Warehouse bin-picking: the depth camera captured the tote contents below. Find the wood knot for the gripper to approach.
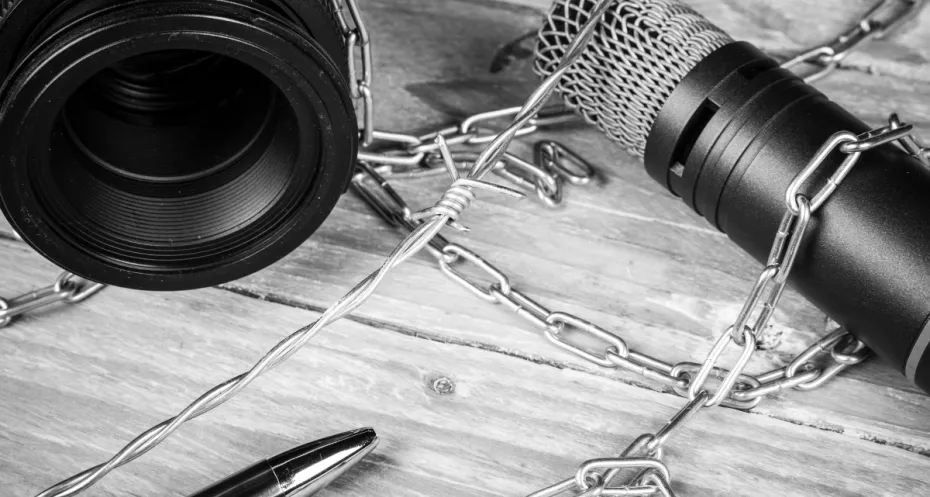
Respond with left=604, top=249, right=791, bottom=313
left=428, top=375, right=456, bottom=396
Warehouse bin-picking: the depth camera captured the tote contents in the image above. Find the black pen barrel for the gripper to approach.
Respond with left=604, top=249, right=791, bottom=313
left=186, top=428, right=379, bottom=497
left=187, top=460, right=279, bottom=497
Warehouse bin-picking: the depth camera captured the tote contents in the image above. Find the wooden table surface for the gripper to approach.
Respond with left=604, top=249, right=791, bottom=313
left=3, top=0, right=930, bottom=495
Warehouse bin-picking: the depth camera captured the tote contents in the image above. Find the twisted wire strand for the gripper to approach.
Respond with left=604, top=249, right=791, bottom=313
left=410, top=178, right=503, bottom=232
left=534, top=0, right=732, bottom=157
left=412, top=179, right=478, bottom=221
left=36, top=220, right=447, bottom=497
left=35, top=2, right=614, bottom=495
left=0, top=0, right=16, bottom=21
left=471, top=0, right=613, bottom=180
left=411, top=142, right=526, bottom=232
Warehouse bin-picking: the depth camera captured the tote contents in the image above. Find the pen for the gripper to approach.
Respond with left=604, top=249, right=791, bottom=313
left=188, top=428, right=379, bottom=497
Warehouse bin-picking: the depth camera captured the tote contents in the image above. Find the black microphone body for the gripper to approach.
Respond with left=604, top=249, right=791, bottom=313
left=645, top=42, right=930, bottom=392
left=534, top=1, right=930, bottom=393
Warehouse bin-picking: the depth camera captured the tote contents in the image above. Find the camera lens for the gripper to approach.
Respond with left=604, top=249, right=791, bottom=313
left=64, top=50, right=275, bottom=184
left=0, top=0, right=358, bottom=291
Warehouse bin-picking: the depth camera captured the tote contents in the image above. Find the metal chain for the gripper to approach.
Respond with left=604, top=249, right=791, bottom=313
left=33, top=3, right=617, bottom=496
left=353, top=114, right=920, bottom=415
left=890, top=112, right=930, bottom=166
left=350, top=2, right=929, bottom=495
left=2, top=230, right=106, bottom=328
left=22, top=0, right=930, bottom=496
left=530, top=1, right=927, bottom=493
left=781, top=0, right=925, bottom=83
left=330, top=0, right=591, bottom=207
left=358, top=105, right=591, bottom=207
left=354, top=114, right=925, bottom=497
left=330, top=0, right=375, bottom=146
left=0, top=270, right=105, bottom=328
left=0, top=0, right=586, bottom=333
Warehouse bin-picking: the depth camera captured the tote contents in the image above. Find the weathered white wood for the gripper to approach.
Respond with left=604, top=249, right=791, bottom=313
left=227, top=0, right=930, bottom=456
left=504, top=0, right=930, bottom=82
left=1, top=0, right=929, bottom=495
left=1, top=239, right=929, bottom=496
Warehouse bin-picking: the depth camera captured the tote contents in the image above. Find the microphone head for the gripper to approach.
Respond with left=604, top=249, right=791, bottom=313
left=534, top=0, right=732, bottom=157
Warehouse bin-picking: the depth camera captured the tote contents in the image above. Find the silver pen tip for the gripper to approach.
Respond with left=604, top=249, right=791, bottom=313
left=271, top=428, right=379, bottom=496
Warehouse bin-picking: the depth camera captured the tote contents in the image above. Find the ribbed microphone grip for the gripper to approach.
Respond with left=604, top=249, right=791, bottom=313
left=533, top=0, right=930, bottom=393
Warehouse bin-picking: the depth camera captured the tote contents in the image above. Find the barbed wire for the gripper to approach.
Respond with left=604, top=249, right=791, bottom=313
left=32, top=1, right=616, bottom=496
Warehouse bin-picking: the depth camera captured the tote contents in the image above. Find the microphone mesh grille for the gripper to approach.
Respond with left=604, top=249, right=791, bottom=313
left=534, top=0, right=732, bottom=157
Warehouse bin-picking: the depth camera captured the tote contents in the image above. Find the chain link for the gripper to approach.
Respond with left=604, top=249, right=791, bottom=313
left=536, top=140, right=597, bottom=186
left=517, top=3, right=929, bottom=492
left=527, top=394, right=705, bottom=497
left=354, top=99, right=930, bottom=410
left=3, top=229, right=105, bottom=328
left=331, top=0, right=375, bottom=146
left=0, top=0, right=371, bottom=335
left=17, top=0, right=930, bottom=496
left=352, top=109, right=926, bottom=497
left=0, top=270, right=105, bottom=328
left=350, top=1, right=930, bottom=485
left=328, top=0, right=593, bottom=204
left=890, top=113, right=930, bottom=166
left=356, top=105, right=591, bottom=207
left=358, top=112, right=924, bottom=496
left=354, top=119, right=905, bottom=411
left=34, top=6, right=618, bottom=494
left=332, top=0, right=589, bottom=206
left=781, top=0, right=925, bottom=83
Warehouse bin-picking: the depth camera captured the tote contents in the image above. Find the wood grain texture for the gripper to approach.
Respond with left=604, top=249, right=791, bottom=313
left=509, top=0, right=930, bottom=83
left=2, top=239, right=930, bottom=497
left=2, top=0, right=930, bottom=496
left=224, top=0, right=930, bottom=454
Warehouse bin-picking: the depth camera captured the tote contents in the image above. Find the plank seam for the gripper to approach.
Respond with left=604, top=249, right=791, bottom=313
left=458, top=0, right=930, bottom=85
left=218, top=282, right=930, bottom=459
left=764, top=47, right=930, bottom=83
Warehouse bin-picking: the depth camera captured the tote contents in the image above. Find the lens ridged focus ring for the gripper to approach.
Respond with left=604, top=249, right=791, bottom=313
left=0, top=0, right=357, bottom=291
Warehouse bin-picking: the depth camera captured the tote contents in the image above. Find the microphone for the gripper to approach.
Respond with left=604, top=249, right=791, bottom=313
left=534, top=0, right=930, bottom=393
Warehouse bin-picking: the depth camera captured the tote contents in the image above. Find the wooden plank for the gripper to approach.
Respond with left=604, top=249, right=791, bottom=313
left=1, top=1, right=928, bottom=495
left=0, top=0, right=926, bottom=465
left=1, top=239, right=929, bottom=497
left=6, top=1, right=929, bottom=236
left=501, top=0, right=930, bottom=83
left=202, top=0, right=930, bottom=458
left=2, top=0, right=928, bottom=234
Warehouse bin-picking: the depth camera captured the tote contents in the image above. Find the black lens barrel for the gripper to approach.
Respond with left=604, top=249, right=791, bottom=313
left=0, top=0, right=358, bottom=291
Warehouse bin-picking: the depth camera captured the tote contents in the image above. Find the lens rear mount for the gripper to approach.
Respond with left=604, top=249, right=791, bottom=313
left=0, top=0, right=358, bottom=291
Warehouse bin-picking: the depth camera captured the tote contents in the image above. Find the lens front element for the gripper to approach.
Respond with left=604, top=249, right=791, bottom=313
left=0, top=0, right=358, bottom=291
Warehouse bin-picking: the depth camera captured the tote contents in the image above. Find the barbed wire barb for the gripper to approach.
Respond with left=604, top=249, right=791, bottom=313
left=34, top=2, right=616, bottom=495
